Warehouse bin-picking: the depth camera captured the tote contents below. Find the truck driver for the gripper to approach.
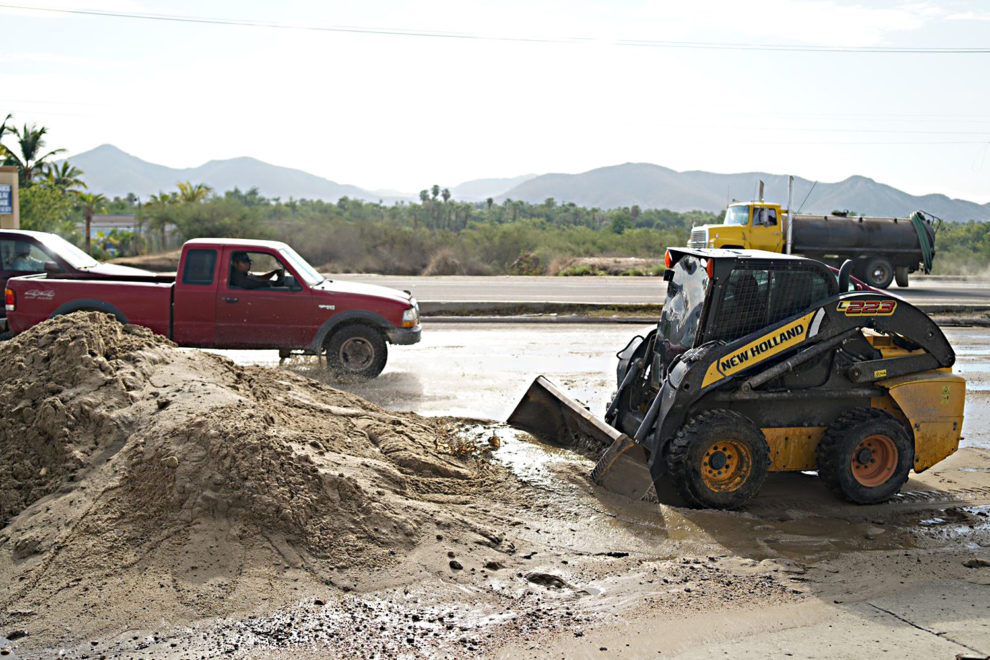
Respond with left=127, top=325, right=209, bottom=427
left=229, top=251, right=283, bottom=289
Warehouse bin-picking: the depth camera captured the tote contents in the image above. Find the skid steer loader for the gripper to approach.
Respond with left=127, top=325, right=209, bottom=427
left=508, top=248, right=965, bottom=509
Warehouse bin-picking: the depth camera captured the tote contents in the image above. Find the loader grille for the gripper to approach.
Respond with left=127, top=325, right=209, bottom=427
left=688, top=227, right=708, bottom=248
left=710, top=266, right=831, bottom=344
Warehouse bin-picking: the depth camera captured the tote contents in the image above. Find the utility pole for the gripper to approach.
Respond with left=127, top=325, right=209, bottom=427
left=786, top=175, right=794, bottom=254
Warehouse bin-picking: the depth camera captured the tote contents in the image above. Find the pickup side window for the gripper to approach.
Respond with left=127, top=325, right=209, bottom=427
left=182, top=249, right=218, bottom=285
left=0, top=239, right=51, bottom=272
left=228, top=250, right=298, bottom=291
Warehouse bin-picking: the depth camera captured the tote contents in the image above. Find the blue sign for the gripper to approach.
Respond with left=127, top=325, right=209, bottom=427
left=0, top=185, right=11, bottom=215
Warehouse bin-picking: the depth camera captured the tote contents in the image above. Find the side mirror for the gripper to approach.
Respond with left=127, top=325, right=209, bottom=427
left=44, top=261, right=62, bottom=274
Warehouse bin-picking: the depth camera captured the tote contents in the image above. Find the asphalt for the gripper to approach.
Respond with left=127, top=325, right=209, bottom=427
left=341, top=274, right=990, bottom=323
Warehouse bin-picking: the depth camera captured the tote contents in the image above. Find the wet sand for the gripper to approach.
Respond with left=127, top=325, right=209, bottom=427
left=2, top=322, right=989, bottom=658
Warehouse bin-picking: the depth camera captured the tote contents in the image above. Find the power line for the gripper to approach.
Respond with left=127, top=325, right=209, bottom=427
left=1, top=4, right=989, bottom=53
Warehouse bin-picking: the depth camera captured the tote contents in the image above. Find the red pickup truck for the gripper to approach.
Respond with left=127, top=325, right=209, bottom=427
left=5, top=238, right=420, bottom=378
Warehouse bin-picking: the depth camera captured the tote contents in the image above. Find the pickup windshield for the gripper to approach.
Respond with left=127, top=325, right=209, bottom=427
left=278, top=247, right=324, bottom=286
left=40, top=234, right=99, bottom=269
left=724, top=205, right=750, bottom=226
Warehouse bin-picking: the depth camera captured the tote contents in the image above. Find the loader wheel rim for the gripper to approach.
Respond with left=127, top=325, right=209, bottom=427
left=701, top=439, right=752, bottom=493
left=338, top=337, right=374, bottom=371
left=851, top=434, right=897, bottom=487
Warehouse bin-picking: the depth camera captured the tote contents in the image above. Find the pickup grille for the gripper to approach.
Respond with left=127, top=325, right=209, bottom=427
left=688, top=227, right=708, bottom=248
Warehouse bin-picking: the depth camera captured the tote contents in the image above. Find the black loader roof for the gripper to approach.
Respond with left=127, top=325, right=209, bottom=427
left=667, top=247, right=813, bottom=268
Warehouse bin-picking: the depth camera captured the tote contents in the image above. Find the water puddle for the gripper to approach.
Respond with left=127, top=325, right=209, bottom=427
left=910, top=504, right=990, bottom=549
left=456, top=424, right=591, bottom=491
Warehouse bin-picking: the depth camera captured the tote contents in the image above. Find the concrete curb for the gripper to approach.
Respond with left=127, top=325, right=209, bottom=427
left=419, top=301, right=990, bottom=325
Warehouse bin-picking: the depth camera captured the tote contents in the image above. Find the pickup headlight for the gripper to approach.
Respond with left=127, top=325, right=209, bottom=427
left=401, top=305, right=419, bottom=328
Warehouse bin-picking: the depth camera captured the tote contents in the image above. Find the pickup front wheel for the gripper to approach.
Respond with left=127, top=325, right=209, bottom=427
left=325, top=324, right=388, bottom=379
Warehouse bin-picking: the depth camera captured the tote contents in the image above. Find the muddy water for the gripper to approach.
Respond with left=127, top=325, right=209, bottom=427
left=203, top=323, right=990, bottom=449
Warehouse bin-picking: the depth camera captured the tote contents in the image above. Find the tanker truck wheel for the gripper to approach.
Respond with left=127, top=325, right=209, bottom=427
left=894, top=266, right=910, bottom=287
left=863, top=257, right=894, bottom=289
left=665, top=409, right=770, bottom=509
left=816, top=408, right=913, bottom=504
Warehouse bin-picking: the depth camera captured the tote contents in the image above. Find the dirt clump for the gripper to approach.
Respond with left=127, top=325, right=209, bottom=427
left=0, top=312, right=510, bottom=646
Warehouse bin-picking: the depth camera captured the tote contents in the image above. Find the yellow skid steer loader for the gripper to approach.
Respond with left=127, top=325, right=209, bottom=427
left=509, top=249, right=965, bottom=509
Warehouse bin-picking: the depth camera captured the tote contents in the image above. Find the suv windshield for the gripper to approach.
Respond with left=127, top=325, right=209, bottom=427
left=39, top=233, right=99, bottom=269
left=724, top=205, right=750, bottom=226
left=658, top=256, right=709, bottom=355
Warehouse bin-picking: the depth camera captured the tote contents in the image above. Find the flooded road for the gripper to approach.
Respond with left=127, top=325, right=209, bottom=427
left=205, top=323, right=990, bottom=449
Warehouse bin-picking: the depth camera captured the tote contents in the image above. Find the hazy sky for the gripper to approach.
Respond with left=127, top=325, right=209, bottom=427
left=1, top=0, right=988, bottom=202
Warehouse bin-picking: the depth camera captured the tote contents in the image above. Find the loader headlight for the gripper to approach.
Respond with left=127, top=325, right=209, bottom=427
left=401, top=306, right=419, bottom=328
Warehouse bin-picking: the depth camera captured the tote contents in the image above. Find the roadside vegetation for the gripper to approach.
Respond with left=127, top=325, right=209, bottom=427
left=2, top=114, right=988, bottom=275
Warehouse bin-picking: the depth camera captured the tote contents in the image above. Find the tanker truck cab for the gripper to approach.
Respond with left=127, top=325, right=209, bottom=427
left=690, top=202, right=784, bottom=252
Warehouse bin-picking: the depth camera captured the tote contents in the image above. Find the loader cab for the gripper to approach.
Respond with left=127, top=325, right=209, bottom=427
left=657, top=249, right=837, bottom=377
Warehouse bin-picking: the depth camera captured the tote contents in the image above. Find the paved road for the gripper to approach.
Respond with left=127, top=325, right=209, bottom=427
left=342, top=274, right=990, bottom=308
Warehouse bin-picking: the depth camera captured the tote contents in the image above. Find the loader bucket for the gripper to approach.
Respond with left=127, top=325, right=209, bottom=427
left=508, top=376, right=658, bottom=501
left=590, top=435, right=658, bottom=502
left=507, top=376, right=623, bottom=454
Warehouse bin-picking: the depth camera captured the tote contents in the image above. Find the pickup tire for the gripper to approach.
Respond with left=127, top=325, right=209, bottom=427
left=325, top=324, right=388, bottom=379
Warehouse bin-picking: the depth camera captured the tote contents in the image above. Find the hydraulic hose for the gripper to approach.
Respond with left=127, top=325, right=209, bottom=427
left=910, top=211, right=937, bottom=274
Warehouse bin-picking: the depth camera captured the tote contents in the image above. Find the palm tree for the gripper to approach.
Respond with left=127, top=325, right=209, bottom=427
left=43, top=161, right=87, bottom=193
left=0, top=113, right=13, bottom=162
left=142, top=192, right=177, bottom=249
left=5, top=122, right=65, bottom=186
left=176, top=181, right=211, bottom=203
left=77, top=192, right=107, bottom=253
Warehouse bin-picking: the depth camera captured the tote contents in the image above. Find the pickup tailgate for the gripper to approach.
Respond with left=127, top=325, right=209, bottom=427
left=6, top=275, right=173, bottom=336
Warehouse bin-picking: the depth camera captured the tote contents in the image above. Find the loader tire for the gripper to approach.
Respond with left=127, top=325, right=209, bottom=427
left=894, top=266, right=910, bottom=288
left=665, top=409, right=770, bottom=510
left=816, top=408, right=913, bottom=505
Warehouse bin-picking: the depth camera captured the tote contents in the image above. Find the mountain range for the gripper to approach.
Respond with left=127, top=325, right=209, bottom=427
left=64, top=145, right=989, bottom=222
left=498, top=164, right=990, bottom=222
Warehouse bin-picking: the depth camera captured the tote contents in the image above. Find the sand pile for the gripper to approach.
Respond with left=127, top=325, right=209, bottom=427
left=0, top=313, right=509, bottom=636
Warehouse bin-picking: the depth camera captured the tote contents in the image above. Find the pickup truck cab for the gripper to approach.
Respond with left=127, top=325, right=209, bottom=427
left=5, top=238, right=420, bottom=378
left=0, top=229, right=152, bottom=329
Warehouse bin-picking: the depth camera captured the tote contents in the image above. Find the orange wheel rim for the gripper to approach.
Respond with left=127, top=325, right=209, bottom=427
left=851, top=434, right=897, bottom=487
left=701, top=439, right=752, bottom=493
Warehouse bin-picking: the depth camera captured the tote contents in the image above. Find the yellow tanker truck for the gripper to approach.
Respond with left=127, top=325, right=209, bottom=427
left=688, top=201, right=939, bottom=289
